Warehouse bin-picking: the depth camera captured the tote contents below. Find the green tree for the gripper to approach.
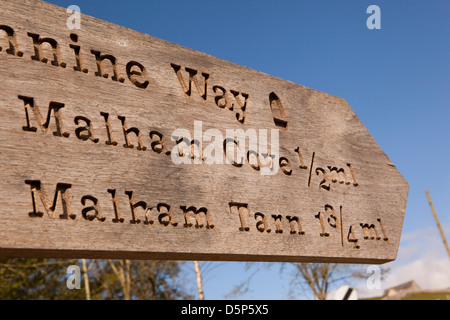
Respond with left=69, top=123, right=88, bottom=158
left=102, top=260, right=192, bottom=300
left=0, top=259, right=89, bottom=300
left=0, top=258, right=192, bottom=300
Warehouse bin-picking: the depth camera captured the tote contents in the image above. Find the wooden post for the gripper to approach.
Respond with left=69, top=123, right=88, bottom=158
left=81, top=259, right=91, bottom=300
left=194, top=261, right=205, bottom=300
left=425, top=190, right=450, bottom=260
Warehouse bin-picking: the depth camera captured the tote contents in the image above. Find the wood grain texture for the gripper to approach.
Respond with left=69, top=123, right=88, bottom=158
left=0, top=0, right=409, bottom=263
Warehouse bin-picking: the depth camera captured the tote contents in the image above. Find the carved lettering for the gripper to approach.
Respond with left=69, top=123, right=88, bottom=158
left=377, top=219, right=389, bottom=241
left=328, top=166, right=350, bottom=185
left=229, top=203, right=250, bottom=232
left=315, top=164, right=358, bottom=191
left=315, top=211, right=329, bottom=237
left=213, top=85, right=228, bottom=109
left=0, top=25, right=154, bottom=89
left=91, top=50, right=124, bottom=82
left=254, top=213, right=271, bottom=233
left=125, top=191, right=148, bottom=224
left=325, top=205, right=338, bottom=228
left=182, top=206, right=214, bottom=230
left=360, top=219, right=388, bottom=241
left=69, top=33, right=88, bottom=73
left=271, top=215, right=284, bottom=234
left=224, top=129, right=257, bottom=167
left=108, top=189, right=125, bottom=223
left=279, top=157, right=293, bottom=176
left=171, top=64, right=209, bottom=101
left=174, top=136, right=191, bottom=159
left=157, top=203, right=178, bottom=227
left=100, top=112, right=118, bottom=146
left=25, top=180, right=74, bottom=220
left=28, top=32, right=66, bottom=67
left=81, top=195, right=105, bottom=222
left=223, top=138, right=244, bottom=168
left=347, top=225, right=360, bottom=249
left=74, top=116, right=99, bottom=143
left=22, top=176, right=390, bottom=256
left=126, top=61, right=149, bottom=89
left=315, top=167, right=331, bottom=191
left=269, top=92, right=287, bottom=128
left=294, top=146, right=308, bottom=170
left=16, top=94, right=363, bottom=190
left=202, top=128, right=224, bottom=165
left=171, top=64, right=249, bottom=123
left=19, top=96, right=70, bottom=138
left=0, top=25, right=23, bottom=56
left=360, top=223, right=380, bottom=240
left=118, top=116, right=147, bottom=151
left=315, top=205, right=339, bottom=238
left=307, top=152, right=316, bottom=187
left=25, top=180, right=220, bottom=233
left=190, top=139, right=203, bottom=163
left=347, top=163, right=359, bottom=186
left=149, top=131, right=171, bottom=155
left=230, top=90, right=249, bottom=124
left=286, top=216, right=305, bottom=235
left=247, top=150, right=260, bottom=171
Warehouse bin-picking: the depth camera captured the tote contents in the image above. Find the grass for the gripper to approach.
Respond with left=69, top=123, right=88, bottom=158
left=401, top=292, right=450, bottom=300
left=360, top=291, right=450, bottom=300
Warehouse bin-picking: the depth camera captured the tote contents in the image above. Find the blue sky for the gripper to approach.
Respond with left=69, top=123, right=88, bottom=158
left=44, top=0, right=450, bottom=299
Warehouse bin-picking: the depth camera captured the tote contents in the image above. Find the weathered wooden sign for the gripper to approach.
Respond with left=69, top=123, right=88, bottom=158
left=0, top=0, right=408, bottom=263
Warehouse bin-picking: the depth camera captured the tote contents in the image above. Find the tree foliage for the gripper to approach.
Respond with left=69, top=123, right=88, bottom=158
left=0, top=258, right=192, bottom=300
left=290, top=263, right=390, bottom=300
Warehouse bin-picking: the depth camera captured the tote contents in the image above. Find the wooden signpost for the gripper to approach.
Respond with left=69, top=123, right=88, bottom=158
left=0, top=0, right=408, bottom=263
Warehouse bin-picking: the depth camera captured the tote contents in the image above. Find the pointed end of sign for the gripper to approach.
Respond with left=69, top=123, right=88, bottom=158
left=387, top=162, right=396, bottom=167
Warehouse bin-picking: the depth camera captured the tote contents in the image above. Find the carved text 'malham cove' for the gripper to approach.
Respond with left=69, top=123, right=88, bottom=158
left=18, top=94, right=359, bottom=188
